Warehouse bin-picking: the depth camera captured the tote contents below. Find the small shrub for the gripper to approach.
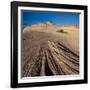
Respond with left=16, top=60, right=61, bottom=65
left=60, top=29, right=64, bottom=33
left=57, top=29, right=64, bottom=33
left=57, top=29, right=67, bottom=34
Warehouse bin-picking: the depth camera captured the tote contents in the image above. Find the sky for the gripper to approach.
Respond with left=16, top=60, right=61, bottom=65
left=22, top=10, right=80, bottom=28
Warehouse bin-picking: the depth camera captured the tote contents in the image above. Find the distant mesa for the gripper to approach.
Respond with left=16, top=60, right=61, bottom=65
left=23, top=22, right=79, bottom=32
left=23, top=22, right=55, bottom=32
left=31, top=22, right=54, bottom=28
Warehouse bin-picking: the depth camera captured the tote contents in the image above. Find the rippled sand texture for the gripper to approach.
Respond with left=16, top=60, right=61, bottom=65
left=21, top=24, right=79, bottom=77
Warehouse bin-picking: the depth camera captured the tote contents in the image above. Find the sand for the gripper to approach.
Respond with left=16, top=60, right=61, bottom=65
left=21, top=24, right=79, bottom=77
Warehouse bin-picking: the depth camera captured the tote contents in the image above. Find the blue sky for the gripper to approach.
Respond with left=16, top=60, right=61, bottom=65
left=22, top=10, right=80, bottom=28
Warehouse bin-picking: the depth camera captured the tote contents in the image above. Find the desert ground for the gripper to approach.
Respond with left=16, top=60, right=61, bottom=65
left=21, top=22, right=79, bottom=77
